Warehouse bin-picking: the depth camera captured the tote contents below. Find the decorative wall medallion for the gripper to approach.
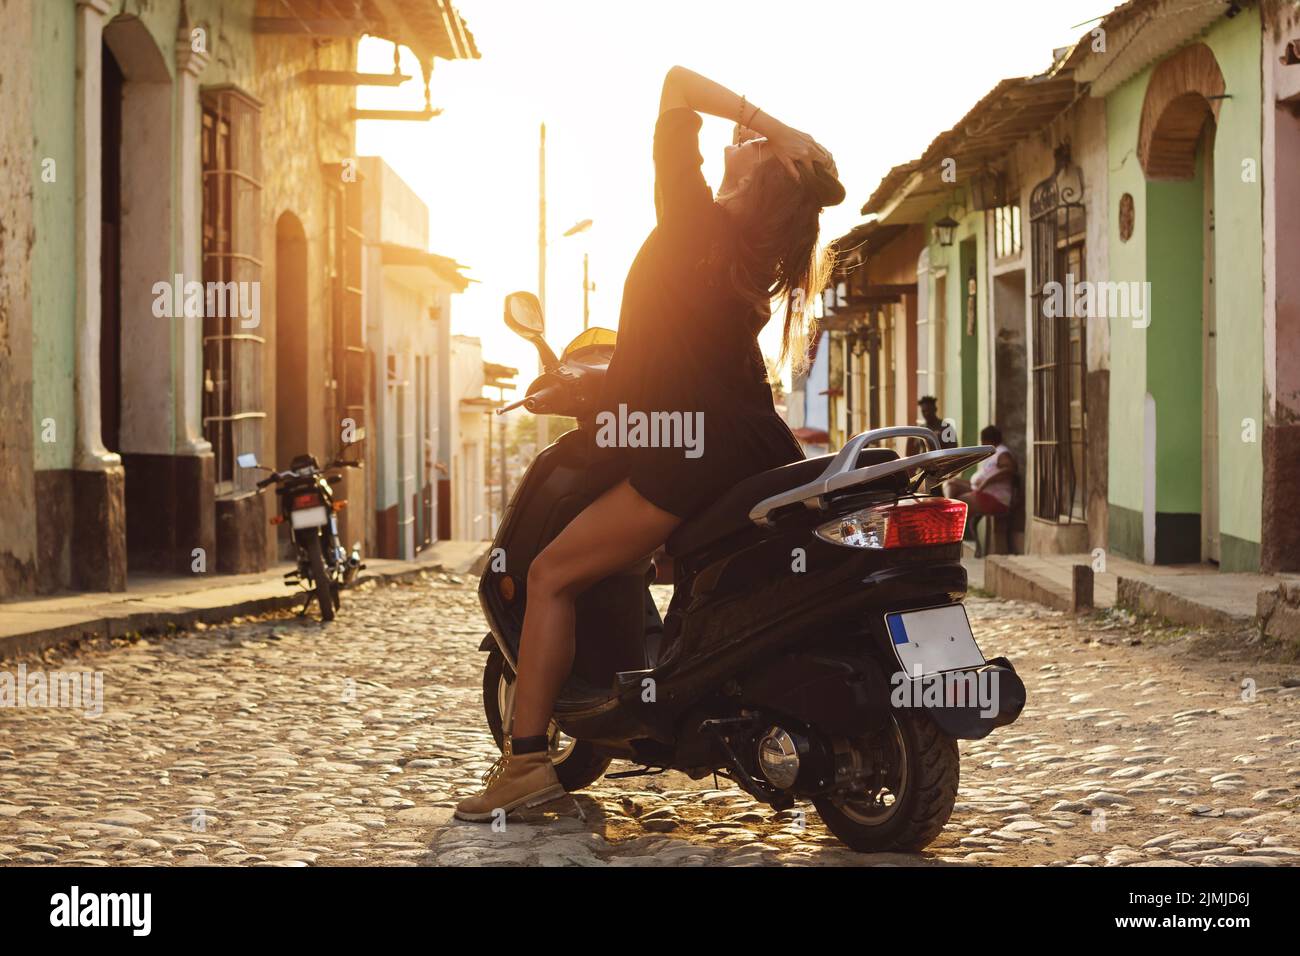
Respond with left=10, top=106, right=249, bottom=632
left=1119, top=192, right=1135, bottom=242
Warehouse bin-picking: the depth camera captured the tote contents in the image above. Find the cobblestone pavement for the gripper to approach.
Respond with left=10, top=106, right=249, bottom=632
left=1, top=573, right=1298, bottom=867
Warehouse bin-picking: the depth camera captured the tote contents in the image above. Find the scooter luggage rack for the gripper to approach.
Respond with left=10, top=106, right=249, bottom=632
left=749, top=426, right=994, bottom=526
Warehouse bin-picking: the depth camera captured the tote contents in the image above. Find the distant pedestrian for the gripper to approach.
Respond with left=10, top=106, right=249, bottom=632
left=907, top=395, right=957, bottom=456
left=945, top=425, right=1015, bottom=542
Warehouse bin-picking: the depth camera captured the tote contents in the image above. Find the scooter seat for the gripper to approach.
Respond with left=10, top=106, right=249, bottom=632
left=665, top=448, right=901, bottom=557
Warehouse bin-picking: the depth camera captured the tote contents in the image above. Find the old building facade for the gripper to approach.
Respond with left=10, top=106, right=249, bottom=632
left=817, top=0, right=1300, bottom=573
left=0, top=0, right=480, bottom=599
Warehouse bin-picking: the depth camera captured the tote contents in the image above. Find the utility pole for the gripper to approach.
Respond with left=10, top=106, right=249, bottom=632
left=536, top=122, right=547, bottom=452
left=582, top=252, right=591, bottom=331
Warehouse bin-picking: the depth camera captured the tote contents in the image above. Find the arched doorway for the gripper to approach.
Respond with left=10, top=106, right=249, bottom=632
left=275, top=212, right=309, bottom=558
left=102, top=15, right=174, bottom=574
left=1138, top=43, right=1223, bottom=564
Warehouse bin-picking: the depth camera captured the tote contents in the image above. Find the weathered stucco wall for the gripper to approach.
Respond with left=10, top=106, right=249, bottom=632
left=30, top=0, right=256, bottom=473
left=1209, top=9, right=1265, bottom=569
left=31, top=0, right=77, bottom=473
left=0, top=0, right=39, bottom=596
left=253, top=22, right=357, bottom=479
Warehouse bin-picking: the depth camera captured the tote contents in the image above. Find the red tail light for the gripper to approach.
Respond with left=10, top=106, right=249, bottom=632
left=815, top=497, right=967, bottom=549
left=293, top=492, right=322, bottom=509
left=882, top=498, right=968, bottom=548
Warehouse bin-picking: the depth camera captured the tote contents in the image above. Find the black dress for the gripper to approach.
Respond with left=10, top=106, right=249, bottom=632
left=594, top=108, right=805, bottom=519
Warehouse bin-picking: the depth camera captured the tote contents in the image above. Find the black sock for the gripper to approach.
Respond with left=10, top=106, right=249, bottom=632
left=511, top=735, right=548, bottom=755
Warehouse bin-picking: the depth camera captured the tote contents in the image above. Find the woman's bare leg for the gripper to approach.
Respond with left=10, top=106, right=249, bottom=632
left=512, top=480, right=680, bottom=738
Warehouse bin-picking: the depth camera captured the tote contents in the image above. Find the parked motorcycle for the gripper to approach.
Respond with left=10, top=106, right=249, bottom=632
left=237, top=449, right=365, bottom=622
left=477, top=291, right=1026, bottom=852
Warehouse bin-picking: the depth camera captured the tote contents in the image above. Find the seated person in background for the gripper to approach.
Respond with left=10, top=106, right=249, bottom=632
left=906, top=395, right=959, bottom=456
left=944, top=425, right=1015, bottom=541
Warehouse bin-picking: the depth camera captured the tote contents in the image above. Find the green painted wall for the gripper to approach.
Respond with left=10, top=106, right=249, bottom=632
left=1105, top=7, right=1264, bottom=567
left=923, top=206, right=988, bottom=451
left=1207, top=7, right=1264, bottom=567
left=31, top=0, right=76, bottom=470
left=958, top=236, right=980, bottom=447
left=30, top=0, right=255, bottom=471
left=1106, top=59, right=1150, bottom=521
left=1146, top=165, right=1203, bottom=515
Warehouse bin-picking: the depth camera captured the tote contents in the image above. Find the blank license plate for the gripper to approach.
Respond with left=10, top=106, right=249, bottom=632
left=885, top=605, right=985, bottom=677
left=290, top=505, right=328, bottom=529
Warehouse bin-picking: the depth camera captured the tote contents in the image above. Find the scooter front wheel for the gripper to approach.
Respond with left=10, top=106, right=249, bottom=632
left=305, top=536, right=336, bottom=622
left=481, top=648, right=611, bottom=793
left=812, top=711, right=959, bottom=853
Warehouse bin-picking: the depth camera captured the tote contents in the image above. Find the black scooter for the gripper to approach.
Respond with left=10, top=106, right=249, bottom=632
left=477, top=291, right=1025, bottom=852
left=238, top=450, right=364, bottom=622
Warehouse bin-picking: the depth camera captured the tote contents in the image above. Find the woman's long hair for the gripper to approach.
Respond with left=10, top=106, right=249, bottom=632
left=727, top=157, right=837, bottom=376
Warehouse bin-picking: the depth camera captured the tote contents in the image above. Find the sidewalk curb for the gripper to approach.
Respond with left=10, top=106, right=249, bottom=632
left=0, top=543, right=490, bottom=660
left=1116, top=575, right=1253, bottom=632
left=984, top=556, right=1075, bottom=614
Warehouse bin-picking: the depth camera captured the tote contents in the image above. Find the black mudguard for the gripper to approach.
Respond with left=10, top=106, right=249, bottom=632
left=738, top=651, right=893, bottom=738
left=904, top=656, right=1027, bottom=740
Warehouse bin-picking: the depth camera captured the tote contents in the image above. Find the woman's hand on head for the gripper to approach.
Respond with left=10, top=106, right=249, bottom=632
left=764, top=122, right=835, bottom=182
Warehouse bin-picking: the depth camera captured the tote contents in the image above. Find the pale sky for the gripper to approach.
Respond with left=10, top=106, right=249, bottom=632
left=356, top=0, right=1105, bottom=393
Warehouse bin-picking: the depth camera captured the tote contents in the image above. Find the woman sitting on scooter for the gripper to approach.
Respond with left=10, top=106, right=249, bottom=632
left=456, top=66, right=844, bottom=820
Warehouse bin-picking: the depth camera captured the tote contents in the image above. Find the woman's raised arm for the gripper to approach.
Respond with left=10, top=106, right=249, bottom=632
left=658, top=66, right=834, bottom=181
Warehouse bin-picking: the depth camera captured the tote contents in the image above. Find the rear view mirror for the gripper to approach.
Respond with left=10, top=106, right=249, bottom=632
left=503, top=291, right=560, bottom=370
left=237, top=453, right=259, bottom=469
left=504, top=291, right=545, bottom=336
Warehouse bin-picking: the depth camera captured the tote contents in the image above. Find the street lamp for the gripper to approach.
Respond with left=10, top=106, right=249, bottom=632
left=554, top=218, right=594, bottom=330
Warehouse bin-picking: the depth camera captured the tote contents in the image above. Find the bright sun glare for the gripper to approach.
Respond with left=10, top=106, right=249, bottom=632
left=356, top=0, right=1104, bottom=392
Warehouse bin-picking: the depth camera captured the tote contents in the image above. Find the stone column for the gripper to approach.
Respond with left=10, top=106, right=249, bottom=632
left=168, top=17, right=217, bottom=575
left=174, top=21, right=211, bottom=459
left=72, top=0, right=127, bottom=591
left=73, top=0, right=117, bottom=474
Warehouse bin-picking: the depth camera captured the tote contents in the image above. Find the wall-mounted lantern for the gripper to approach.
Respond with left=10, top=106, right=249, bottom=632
left=969, top=168, right=1008, bottom=211
left=847, top=318, right=881, bottom=357
left=932, top=215, right=960, bottom=247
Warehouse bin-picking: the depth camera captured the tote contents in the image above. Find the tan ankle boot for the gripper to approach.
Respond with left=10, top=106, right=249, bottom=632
left=454, top=750, right=566, bottom=822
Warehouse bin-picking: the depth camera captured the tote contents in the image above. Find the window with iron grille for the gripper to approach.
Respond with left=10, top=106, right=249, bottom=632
left=201, top=85, right=264, bottom=496
left=994, top=204, right=1022, bottom=259
left=1029, top=145, right=1087, bottom=523
left=329, top=174, right=367, bottom=448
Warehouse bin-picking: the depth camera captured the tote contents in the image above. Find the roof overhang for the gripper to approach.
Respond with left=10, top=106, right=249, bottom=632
left=255, top=0, right=480, bottom=68
left=829, top=220, right=909, bottom=263
left=379, top=242, right=472, bottom=291
left=1059, top=0, right=1229, bottom=98
left=861, top=74, right=1079, bottom=223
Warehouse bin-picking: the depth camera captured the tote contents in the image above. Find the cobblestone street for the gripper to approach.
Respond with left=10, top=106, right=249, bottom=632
left=2, top=573, right=1298, bottom=867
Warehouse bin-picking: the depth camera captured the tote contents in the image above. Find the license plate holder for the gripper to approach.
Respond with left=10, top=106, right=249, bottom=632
left=290, top=505, right=329, bottom=529
left=885, top=604, right=986, bottom=678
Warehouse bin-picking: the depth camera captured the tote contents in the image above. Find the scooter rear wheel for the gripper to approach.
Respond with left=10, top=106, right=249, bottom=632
left=812, top=711, right=959, bottom=853
left=481, top=648, right=611, bottom=793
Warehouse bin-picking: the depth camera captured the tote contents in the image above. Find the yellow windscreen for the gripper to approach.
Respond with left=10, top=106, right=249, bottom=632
left=561, top=327, right=617, bottom=359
